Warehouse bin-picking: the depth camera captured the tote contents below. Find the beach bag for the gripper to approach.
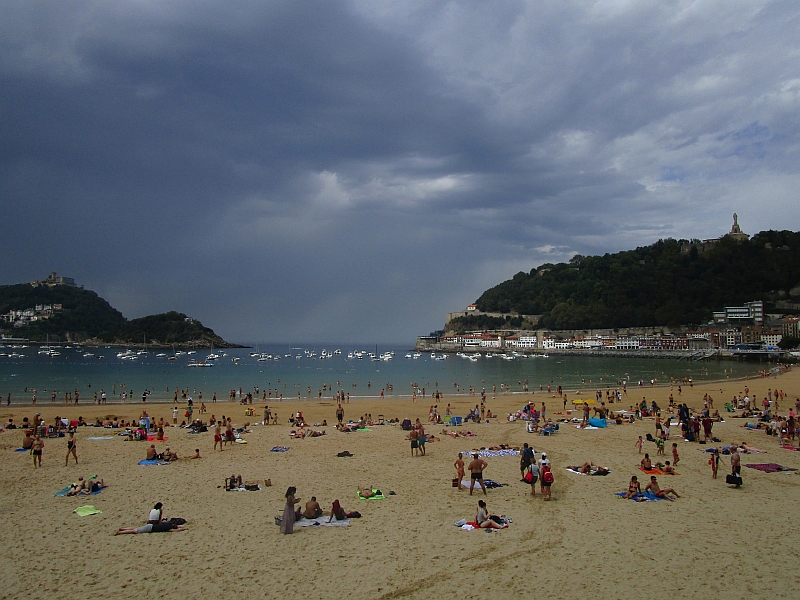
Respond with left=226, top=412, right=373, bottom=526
left=542, top=467, right=554, bottom=483
left=452, top=478, right=459, bottom=487
left=726, top=474, right=742, bottom=486
left=346, top=511, right=361, bottom=518
left=523, top=471, right=533, bottom=484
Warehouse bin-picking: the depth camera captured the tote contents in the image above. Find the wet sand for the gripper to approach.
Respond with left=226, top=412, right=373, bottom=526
left=1, top=368, right=798, bottom=599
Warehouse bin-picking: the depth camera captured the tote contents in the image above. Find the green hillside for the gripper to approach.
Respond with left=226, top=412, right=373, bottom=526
left=0, top=283, right=233, bottom=346
left=468, top=230, right=800, bottom=330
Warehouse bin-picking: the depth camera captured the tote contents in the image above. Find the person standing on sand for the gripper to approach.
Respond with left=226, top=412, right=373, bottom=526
left=65, top=432, right=78, bottom=466
left=454, top=453, right=465, bottom=489
left=635, top=436, right=643, bottom=454
left=281, top=487, right=300, bottom=534
left=468, top=453, right=488, bottom=496
left=336, top=404, right=344, bottom=425
left=214, top=421, right=223, bottom=451
left=409, top=427, right=419, bottom=457
left=730, top=447, right=742, bottom=487
left=31, top=435, right=44, bottom=468
left=520, top=443, right=534, bottom=480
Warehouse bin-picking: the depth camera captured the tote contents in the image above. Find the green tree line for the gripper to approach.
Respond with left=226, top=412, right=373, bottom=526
left=472, top=230, right=800, bottom=330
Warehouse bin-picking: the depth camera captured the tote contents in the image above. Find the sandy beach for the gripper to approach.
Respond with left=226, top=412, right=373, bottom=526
left=1, top=368, right=798, bottom=600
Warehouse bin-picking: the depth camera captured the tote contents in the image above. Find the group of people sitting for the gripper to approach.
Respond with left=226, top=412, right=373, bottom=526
left=624, top=475, right=680, bottom=501
left=290, top=428, right=326, bottom=438
left=66, top=475, right=105, bottom=496
left=114, top=502, right=187, bottom=535
left=144, top=444, right=198, bottom=462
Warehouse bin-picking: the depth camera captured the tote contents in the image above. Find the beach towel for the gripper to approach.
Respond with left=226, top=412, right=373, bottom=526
left=566, top=467, right=612, bottom=476
left=576, top=425, right=600, bottom=430
left=14, top=448, right=27, bottom=452
left=74, top=505, right=102, bottom=516
left=226, top=485, right=262, bottom=491
left=356, top=427, right=371, bottom=431
left=588, top=418, right=607, bottom=428
left=459, top=479, right=507, bottom=489
left=86, top=436, right=114, bottom=440
left=615, top=490, right=668, bottom=502
left=146, top=436, right=168, bottom=442
left=780, top=446, right=800, bottom=451
left=138, top=459, right=171, bottom=466
left=295, top=517, right=350, bottom=527
left=54, top=486, right=73, bottom=497
left=358, top=489, right=385, bottom=500
left=461, top=449, right=519, bottom=458
left=745, top=463, right=797, bottom=473
left=271, top=446, right=290, bottom=452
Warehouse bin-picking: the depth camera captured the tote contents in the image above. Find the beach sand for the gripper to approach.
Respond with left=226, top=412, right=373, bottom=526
left=1, top=369, right=798, bottom=599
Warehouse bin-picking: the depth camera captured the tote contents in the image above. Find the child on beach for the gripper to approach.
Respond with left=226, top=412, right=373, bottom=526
left=672, top=443, right=680, bottom=466
left=635, top=436, right=643, bottom=454
left=708, top=449, right=720, bottom=478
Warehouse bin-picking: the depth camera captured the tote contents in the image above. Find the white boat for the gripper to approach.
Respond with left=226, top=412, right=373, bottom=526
left=156, top=353, right=167, bottom=357
left=187, top=360, right=213, bottom=367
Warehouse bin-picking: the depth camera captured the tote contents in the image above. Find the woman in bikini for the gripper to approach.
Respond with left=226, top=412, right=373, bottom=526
left=65, top=432, right=78, bottom=466
left=624, top=476, right=641, bottom=499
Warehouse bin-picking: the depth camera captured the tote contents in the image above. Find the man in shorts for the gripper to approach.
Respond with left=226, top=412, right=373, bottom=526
left=31, top=435, right=44, bottom=468
left=468, top=453, right=488, bottom=496
left=409, top=428, right=419, bottom=457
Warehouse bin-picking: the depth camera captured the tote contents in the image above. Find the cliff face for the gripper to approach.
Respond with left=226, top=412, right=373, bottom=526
left=472, top=230, right=800, bottom=330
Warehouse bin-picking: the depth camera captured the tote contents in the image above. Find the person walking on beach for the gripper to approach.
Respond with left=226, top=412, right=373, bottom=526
left=281, top=487, right=300, bottom=534
left=468, top=453, right=488, bottom=496
left=520, top=443, right=534, bottom=480
left=730, top=447, right=742, bottom=487
left=31, top=435, right=44, bottom=468
left=454, top=453, right=465, bottom=490
left=65, top=432, right=78, bottom=466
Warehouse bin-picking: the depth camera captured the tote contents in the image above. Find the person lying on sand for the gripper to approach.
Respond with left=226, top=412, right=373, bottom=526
left=306, top=429, right=326, bottom=437
left=571, top=462, right=609, bottom=475
left=114, top=522, right=186, bottom=535
left=644, top=476, right=680, bottom=501
left=358, top=487, right=376, bottom=499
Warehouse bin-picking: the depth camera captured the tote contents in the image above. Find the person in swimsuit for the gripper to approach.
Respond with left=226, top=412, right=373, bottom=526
left=709, top=449, right=721, bottom=479
left=454, top=453, right=465, bottom=490
left=214, top=422, right=223, bottom=451
left=645, top=476, right=680, bottom=501
left=328, top=499, right=347, bottom=522
left=65, top=432, right=78, bottom=466
left=31, top=435, right=44, bottom=468
left=468, top=453, right=488, bottom=496
left=640, top=454, right=653, bottom=470
left=624, top=475, right=641, bottom=499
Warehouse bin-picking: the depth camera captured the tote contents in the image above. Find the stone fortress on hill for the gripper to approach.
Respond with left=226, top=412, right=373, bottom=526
left=417, top=215, right=799, bottom=356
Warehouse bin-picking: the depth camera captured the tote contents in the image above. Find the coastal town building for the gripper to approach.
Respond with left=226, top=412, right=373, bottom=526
left=31, top=272, right=77, bottom=288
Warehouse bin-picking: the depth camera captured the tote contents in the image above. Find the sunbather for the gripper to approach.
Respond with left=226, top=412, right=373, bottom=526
left=624, top=476, right=641, bottom=499
left=328, top=499, right=347, bottom=522
left=358, top=487, right=375, bottom=498
left=644, top=476, right=680, bottom=501
left=303, top=497, right=323, bottom=519
left=114, top=522, right=186, bottom=535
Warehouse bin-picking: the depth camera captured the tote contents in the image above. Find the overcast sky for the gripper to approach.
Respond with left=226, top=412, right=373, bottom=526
left=2, top=1, right=799, bottom=344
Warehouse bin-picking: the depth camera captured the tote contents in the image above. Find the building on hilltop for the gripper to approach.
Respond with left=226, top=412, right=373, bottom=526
left=31, top=272, right=76, bottom=288
left=681, top=213, right=750, bottom=254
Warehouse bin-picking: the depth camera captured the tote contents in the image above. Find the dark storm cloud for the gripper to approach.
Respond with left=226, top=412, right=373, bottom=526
left=1, top=1, right=799, bottom=342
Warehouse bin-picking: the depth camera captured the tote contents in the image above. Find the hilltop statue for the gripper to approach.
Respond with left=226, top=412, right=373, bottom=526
left=727, top=213, right=749, bottom=241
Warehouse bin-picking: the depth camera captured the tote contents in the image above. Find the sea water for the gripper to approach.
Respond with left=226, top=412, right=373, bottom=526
left=0, top=344, right=763, bottom=404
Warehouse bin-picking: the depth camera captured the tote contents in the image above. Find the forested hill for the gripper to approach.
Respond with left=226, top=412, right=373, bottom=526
left=473, top=230, right=800, bottom=330
left=0, top=283, right=234, bottom=346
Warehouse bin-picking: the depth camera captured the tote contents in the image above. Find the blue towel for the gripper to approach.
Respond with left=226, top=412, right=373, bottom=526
left=14, top=448, right=28, bottom=452
left=588, top=418, right=607, bottom=428
left=270, top=446, right=290, bottom=452
left=138, top=459, right=170, bottom=465
left=616, top=490, right=666, bottom=502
